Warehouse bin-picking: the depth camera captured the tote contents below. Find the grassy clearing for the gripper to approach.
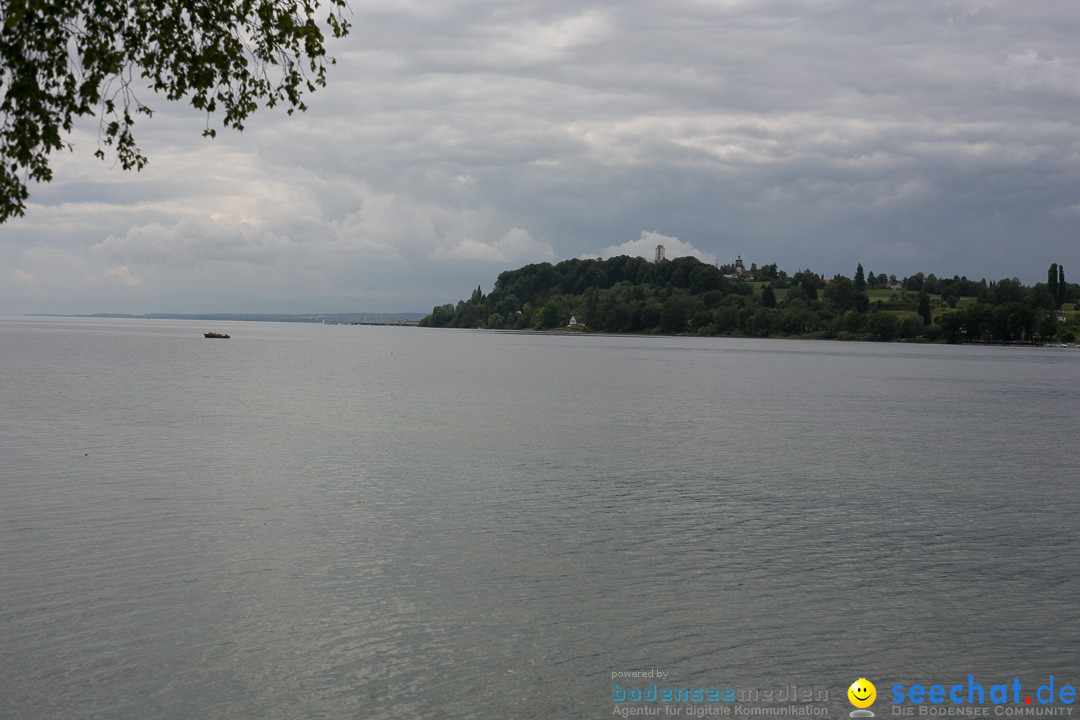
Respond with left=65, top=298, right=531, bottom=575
left=745, top=283, right=979, bottom=308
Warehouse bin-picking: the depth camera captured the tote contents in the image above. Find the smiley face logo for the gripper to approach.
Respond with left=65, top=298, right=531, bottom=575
left=848, top=678, right=876, bottom=708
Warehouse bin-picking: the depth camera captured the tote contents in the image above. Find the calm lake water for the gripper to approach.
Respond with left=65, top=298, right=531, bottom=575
left=2, top=316, right=1079, bottom=719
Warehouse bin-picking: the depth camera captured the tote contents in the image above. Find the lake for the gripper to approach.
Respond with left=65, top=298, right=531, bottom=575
left=2, top=316, right=1079, bottom=718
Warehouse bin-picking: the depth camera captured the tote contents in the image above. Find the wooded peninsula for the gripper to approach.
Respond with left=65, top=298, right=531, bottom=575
left=421, top=256, right=1079, bottom=343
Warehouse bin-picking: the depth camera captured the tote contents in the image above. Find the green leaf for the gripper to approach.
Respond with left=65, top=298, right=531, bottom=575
left=0, top=0, right=351, bottom=221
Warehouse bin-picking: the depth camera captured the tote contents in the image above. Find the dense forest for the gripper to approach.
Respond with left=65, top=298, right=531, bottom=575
left=421, top=255, right=1080, bottom=343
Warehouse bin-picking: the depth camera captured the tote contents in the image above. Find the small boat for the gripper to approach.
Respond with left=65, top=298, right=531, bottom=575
left=203, top=332, right=230, bottom=339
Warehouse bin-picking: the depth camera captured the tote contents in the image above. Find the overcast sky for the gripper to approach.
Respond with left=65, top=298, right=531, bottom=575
left=4, top=0, right=1080, bottom=314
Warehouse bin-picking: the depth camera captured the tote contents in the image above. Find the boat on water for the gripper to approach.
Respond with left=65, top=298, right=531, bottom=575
left=203, top=332, right=230, bottom=339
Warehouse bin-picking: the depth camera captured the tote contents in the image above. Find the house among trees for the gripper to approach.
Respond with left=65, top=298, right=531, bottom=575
left=568, top=315, right=584, bottom=328
left=724, top=255, right=755, bottom=281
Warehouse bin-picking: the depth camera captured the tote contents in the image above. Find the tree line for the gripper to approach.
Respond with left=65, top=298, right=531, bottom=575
left=421, top=256, right=1080, bottom=343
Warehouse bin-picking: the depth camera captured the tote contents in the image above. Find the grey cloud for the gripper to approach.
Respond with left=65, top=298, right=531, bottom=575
left=4, top=0, right=1080, bottom=313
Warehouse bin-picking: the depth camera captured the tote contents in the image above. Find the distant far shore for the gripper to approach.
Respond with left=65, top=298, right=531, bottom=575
left=25, top=312, right=426, bottom=325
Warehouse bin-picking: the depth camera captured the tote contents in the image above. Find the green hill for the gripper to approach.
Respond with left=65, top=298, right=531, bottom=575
left=422, top=256, right=1079, bottom=343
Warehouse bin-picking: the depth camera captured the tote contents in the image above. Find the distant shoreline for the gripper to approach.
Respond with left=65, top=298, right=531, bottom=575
left=25, top=312, right=426, bottom=325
